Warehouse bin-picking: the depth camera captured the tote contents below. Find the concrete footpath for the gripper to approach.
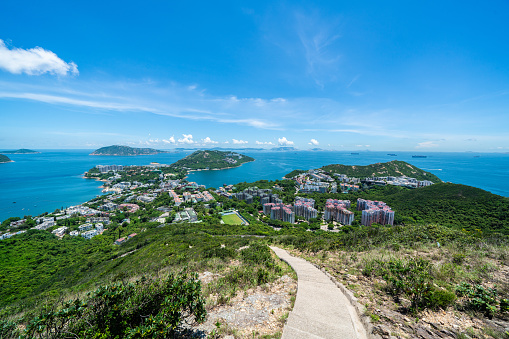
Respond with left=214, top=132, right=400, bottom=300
left=270, top=246, right=368, bottom=339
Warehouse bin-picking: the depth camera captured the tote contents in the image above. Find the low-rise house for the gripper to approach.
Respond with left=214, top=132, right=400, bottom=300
left=81, top=229, right=98, bottom=239
left=69, top=230, right=79, bottom=236
left=95, top=223, right=104, bottom=233
left=52, top=226, right=68, bottom=237
left=115, top=237, right=126, bottom=245
left=79, top=223, right=93, bottom=232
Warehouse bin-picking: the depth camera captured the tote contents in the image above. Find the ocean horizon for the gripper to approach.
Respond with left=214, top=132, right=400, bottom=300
left=0, top=149, right=507, bottom=222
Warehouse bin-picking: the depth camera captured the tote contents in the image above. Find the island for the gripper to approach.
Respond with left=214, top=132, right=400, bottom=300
left=1, top=148, right=39, bottom=154
left=0, top=154, right=12, bottom=163
left=90, top=145, right=169, bottom=156
left=170, top=150, right=254, bottom=170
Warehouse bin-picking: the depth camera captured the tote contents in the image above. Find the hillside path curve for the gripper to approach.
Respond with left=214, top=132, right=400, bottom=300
left=270, top=246, right=368, bottom=339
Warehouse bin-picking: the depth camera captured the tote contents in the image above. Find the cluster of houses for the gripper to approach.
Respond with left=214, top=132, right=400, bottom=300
left=291, top=168, right=434, bottom=194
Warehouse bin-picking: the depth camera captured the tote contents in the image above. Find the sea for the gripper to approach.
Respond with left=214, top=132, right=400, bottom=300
left=0, top=150, right=508, bottom=222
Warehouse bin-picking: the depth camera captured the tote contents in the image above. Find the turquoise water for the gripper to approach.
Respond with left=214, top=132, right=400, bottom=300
left=1, top=150, right=508, bottom=222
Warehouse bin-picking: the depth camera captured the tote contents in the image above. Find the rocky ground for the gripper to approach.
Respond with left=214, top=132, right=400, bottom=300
left=195, top=273, right=297, bottom=338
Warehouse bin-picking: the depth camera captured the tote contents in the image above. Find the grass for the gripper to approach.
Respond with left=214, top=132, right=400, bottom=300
left=222, top=213, right=244, bottom=225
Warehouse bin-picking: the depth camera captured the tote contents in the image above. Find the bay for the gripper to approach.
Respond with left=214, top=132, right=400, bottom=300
left=0, top=150, right=508, bottom=222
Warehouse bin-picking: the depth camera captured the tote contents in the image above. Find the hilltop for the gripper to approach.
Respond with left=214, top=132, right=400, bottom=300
left=90, top=145, right=168, bottom=156
left=171, top=150, right=254, bottom=170
left=321, top=160, right=442, bottom=182
left=0, top=154, right=12, bottom=163
left=0, top=149, right=39, bottom=154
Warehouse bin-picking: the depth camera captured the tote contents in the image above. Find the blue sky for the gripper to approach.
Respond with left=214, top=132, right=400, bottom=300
left=0, top=1, right=508, bottom=151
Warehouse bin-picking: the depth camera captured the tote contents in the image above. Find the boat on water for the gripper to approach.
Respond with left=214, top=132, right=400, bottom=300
left=351, top=152, right=359, bottom=155
left=387, top=153, right=397, bottom=156
left=412, top=155, right=427, bottom=158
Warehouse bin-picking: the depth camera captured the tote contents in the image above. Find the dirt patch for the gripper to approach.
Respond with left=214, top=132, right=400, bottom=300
left=197, top=274, right=296, bottom=338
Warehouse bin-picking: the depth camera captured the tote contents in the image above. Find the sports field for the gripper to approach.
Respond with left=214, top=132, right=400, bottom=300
left=221, top=213, right=244, bottom=225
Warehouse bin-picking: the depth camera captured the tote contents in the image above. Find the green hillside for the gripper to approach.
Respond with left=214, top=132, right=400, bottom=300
left=355, top=183, right=509, bottom=235
left=171, top=150, right=254, bottom=170
left=321, top=160, right=442, bottom=182
left=90, top=145, right=168, bottom=156
left=0, top=154, right=12, bottom=163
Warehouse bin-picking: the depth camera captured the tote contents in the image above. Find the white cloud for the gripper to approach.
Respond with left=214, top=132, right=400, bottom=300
left=0, top=39, right=78, bottom=76
left=202, top=136, right=218, bottom=144
left=178, top=134, right=194, bottom=144
left=162, top=136, right=175, bottom=144
left=232, top=139, right=248, bottom=144
left=255, top=140, right=274, bottom=145
left=278, top=137, right=294, bottom=146
left=308, top=138, right=319, bottom=146
left=416, top=141, right=439, bottom=149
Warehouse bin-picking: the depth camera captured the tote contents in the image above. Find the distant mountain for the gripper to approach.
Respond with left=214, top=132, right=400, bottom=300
left=171, top=150, right=254, bottom=170
left=321, top=160, right=442, bottom=182
left=271, top=146, right=297, bottom=152
left=309, top=148, right=324, bottom=151
left=1, top=149, right=39, bottom=154
left=0, top=154, right=12, bottom=163
left=90, top=145, right=168, bottom=156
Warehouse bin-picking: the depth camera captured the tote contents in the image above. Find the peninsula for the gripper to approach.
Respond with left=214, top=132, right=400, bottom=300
left=319, top=160, right=442, bottom=182
left=170, top=150, right=254, bottom=170
left=1, top=149, right=39, bottom=154
left=0, top=154, right=12, bottom=163
left=90, top=145, right=169, bottom=156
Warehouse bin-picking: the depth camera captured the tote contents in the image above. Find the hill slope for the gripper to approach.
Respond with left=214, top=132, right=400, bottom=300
left=321, top=160, right=442, bottom=182
left=90, top=145, right=168, bottom=156
left=356, top=183, right=509, bottom=234
left=0, top=154, right=12, bottom=163
left=171, top=150, right=254, bottom=170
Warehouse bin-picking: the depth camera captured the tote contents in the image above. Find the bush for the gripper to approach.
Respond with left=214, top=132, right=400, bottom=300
left=455, top=283, right=504, bottom=318
left=427, top=289, right=457, bottom=310
left=1, top=270, right=206, bottom=338
left=365, top=257, right=435, bottom=313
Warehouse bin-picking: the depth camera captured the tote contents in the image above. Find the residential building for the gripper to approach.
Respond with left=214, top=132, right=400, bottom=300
left=357, top=198, right=395, bottom=226
left=323, top=199, right=354, bottom=225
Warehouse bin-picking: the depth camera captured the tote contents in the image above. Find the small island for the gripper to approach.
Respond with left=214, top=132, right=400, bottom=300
left=171, top=150, right=254, bottom=170
left=0, top=154, right=13, bottom=163
left=90, top=145, right=169, bottom=156
left=1, top=149, right=40, bottom=154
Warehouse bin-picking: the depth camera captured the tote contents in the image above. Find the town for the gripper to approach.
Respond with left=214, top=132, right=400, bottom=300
left=0, top=162, right=433, bottom=242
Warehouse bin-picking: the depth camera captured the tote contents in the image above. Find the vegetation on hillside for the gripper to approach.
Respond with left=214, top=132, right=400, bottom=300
left=0, top=154, right=12, bottom=163
left=90, top=145, right=168, bottom=156
left=320, top=160, right=442, bottom=182
left=170, top=150, right=254, bottom=170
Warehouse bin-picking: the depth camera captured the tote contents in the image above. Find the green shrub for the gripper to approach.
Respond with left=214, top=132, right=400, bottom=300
left=452, top=253, right=466, bottom=265
left=427, top=289, right=457, bottom=310
left=1, top=270, right=206, bottom=338
left=456, top=283, right=503, bottom=318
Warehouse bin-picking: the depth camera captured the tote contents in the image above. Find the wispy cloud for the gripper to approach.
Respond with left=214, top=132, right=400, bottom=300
left=416, top=141, right=440, bottom=149
left=294, top=10, right=342, bottom=87
left=255, top=140, right=274, bottom=145
left=0, top=40, right=78, bottom=76
left=232, top=139, right=248, bottom=144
